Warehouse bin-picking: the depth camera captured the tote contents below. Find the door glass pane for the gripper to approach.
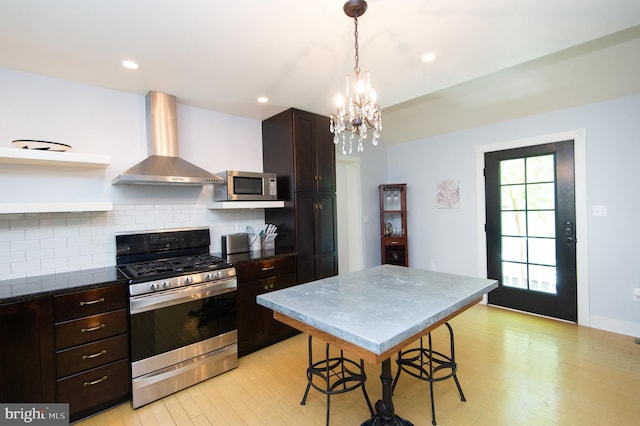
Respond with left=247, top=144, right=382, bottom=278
left=502, top=236, right=526, bottom=262
left=528, top=238, right=556, bottom=266
left=499, top=154, right=557, bottom=295
left=501, top=185, right=525, bottom=210
left=527, top=211, right=555, bottom=238
left=527, top=183, right=555, bottom=209
left=500, top=159, right=525, bottom=184
left=502, top=261, right=527, bottom=289
left=501, top=212, right=526, bottom=236
left=529, top=265, right=557, bottom=294
left=526, top=155, right=554, bottom=182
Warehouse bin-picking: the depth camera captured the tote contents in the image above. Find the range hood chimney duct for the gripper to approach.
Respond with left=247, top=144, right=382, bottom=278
left=112, top=91, right=224, bottom=186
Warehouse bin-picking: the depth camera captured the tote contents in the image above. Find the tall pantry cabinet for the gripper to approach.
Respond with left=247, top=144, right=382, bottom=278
left=263, top=108, right=338, bottom=284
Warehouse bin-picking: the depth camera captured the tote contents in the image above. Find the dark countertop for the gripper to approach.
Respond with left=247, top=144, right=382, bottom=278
left=215, top=248, right=297, bottom=265
left=0, top=250, right=297, bottom=305
left=0, top=267, right=127, bottom=305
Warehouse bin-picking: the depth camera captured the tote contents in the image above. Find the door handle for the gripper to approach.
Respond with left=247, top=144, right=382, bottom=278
left=564, top=220, right=575, bottom=244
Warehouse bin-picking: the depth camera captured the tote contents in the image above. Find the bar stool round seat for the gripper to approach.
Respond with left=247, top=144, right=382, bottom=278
left=392, top=322, right=465, bottom=425
left=301, top=335, right=374, bottom=426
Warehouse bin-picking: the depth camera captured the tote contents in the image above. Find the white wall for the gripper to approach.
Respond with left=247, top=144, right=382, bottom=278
left=369, top=94, right=640, bottom=337
left=0, top=68, right=265, bottom=282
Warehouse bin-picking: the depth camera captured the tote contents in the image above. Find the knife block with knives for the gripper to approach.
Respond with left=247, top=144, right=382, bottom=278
left=260, top=224, right=278, bottom=251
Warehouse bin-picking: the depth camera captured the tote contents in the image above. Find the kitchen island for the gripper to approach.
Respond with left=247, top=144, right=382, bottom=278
left=257, top=264, right=498, bottom=425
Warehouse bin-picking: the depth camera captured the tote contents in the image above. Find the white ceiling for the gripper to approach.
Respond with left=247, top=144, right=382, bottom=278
left=1, top=0, right=640, bottom=145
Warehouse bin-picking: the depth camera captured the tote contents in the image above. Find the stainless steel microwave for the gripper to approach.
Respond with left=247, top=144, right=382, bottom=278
left=213, top=170, right=277, bottom=201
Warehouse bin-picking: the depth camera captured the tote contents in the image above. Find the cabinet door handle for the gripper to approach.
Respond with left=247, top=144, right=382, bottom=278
left=390, top=241, right=399, bottom=245
left=79, top=297, right=105, bottom=306
left=81, top=323, right=106, bottom=333
left=261, top=266, right=275, bottom=271
left=82, top=350, right=107, bottom=360
left=83, top=375, right=108, bottom=387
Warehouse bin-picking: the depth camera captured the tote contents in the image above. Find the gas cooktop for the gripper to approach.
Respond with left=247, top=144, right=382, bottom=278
left=119, top=254, right=231, bottom=282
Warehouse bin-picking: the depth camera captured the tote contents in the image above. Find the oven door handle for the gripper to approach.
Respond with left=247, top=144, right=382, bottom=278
left=130, top=278, right=237, bottom=315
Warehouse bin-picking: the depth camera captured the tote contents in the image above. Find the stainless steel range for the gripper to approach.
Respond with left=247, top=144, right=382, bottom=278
left=116, top=227, right=238, bottom=408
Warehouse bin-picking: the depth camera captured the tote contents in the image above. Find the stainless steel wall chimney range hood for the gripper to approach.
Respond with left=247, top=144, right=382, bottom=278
left=112, top=91, right=224, bottom=186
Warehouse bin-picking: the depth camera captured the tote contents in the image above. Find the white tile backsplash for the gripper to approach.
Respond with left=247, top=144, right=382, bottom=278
left=0, top=203, right=265, bottom=282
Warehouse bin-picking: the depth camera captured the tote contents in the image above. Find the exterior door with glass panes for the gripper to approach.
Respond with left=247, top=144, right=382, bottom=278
left=484, top=140, right=577, bottom=322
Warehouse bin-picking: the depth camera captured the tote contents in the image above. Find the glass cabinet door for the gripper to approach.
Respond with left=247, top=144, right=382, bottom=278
left=379, top=184, right=408, bottom=266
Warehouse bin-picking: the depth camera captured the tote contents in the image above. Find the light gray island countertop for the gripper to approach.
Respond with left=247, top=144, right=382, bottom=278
left=257, top=264, right=498, bottom=363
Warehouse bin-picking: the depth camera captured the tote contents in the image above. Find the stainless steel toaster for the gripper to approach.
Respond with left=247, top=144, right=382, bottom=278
left=221, top=233, right=250, bottom=254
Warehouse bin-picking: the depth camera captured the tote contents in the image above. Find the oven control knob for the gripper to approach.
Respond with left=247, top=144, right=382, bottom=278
left=215, top=271, right=222, bottom=279
left=150, top=282, right=159, bottom=291
left=184, top=276, right=192, bottom=285
left=205, top=273, right=213, bottom=281
left=162, top=281, right=170, bottom=289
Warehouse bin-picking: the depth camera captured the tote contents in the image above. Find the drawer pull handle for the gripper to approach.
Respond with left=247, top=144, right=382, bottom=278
left=261, top=266, right=275, bottom=271
left=81, top=323, right=106, bottom=333
left=82, top=350, right=107, bottom=360
left=83, top=375, right=108, bottom=387
left=79, top=297, right=105, bottom=306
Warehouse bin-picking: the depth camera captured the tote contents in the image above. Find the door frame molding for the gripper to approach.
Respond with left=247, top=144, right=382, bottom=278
left=336, top=154, right=364, bottom=273
left=475, top=129, right=589, bottom=325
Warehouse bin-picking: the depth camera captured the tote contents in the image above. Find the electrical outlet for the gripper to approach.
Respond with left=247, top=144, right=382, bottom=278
left=633, top=288, right=640, bottom=302
left=592, top=205, right=608, bottom=216
left=235, top=223, right=243, bottom=233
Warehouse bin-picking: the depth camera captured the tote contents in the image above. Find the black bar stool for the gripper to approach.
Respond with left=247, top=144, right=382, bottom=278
left=392, top=322, right=465, bottom=425
left=300, top=336, right=374, bottom=426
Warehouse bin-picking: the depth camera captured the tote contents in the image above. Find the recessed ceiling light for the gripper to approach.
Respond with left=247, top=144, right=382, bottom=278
left=421, top=53, right=437, bottom=63
left=257, top=96, right=269, bottom=103
left=122, top=60, right=140, bottom=70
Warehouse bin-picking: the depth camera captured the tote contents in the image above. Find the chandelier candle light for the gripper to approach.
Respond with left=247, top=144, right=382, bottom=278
left=330, top=0, right=382, bottom=155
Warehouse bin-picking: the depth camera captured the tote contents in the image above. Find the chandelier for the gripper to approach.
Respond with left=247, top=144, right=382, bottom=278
left=330, top=0, right=382, bottom=155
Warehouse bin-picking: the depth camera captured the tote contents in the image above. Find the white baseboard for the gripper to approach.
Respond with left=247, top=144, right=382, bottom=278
left=589, top=314, right=640, bottom=338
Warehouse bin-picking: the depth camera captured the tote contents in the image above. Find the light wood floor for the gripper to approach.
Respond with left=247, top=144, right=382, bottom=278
left=76, top=305, right=639, bottom=426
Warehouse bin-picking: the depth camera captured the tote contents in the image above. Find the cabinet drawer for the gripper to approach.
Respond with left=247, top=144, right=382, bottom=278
left=253, top=272, right=297, bottom=293
left=382, top=237, right=406, bottom=246
left=56, top=334, right=128, bottom=378
left=235, top=256, right=296, bottom=282
left=55, top=309, right=128, bottom=350
left=53, top=285, right=127, bottom=322
left=57, top=359, right=129, bottom=421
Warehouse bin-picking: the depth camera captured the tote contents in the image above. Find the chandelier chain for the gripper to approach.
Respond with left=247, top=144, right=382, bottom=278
left=353, top=16, right=360, bottom=76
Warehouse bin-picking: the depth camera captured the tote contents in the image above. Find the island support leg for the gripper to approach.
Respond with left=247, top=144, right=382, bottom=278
left=361, top=358, right=413, bottom=426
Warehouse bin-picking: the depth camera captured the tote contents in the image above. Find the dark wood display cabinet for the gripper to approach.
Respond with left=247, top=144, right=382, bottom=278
left=263, top=108, right=338, bottom=284
left=235, top=254, right=299, bottom=357
left=379, top=183, right=409, bottom=266
left=53, top=284, right=130, bottom=423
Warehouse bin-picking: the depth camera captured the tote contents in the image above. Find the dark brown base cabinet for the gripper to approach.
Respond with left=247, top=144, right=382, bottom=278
left=236, top=255, right=299, bottom=357
left=0, top=283, right=129, bottom=423
left=53, top=285, right=130, bottom=422
left=0, top=298, right=56, bottom=403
